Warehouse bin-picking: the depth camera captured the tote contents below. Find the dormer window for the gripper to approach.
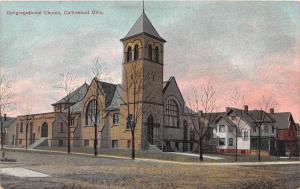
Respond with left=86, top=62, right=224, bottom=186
left=134, top=45, right=139, bottom=60
left=126, top=46, right=132, bottom=62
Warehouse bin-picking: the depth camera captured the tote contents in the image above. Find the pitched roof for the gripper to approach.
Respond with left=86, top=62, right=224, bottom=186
left=106, top=84, right=122, bottom=110
left=227, top=108, right=275, bottom=124
left=53, top=83, right=89, bottom=105
left=97, top=81, right=117, bottom=107
left=121, top=11, right=166, bottom=42
left=69, top=101, right=82, bottom=113
left=163, top=78, right=171, bottom=93
left=214, top=115, right=236, bottom=127
left=3, top=117, right=16, bottom=128
left=227, top=108, right=254, bottom=124
left=270, top=112, right=291, bottom=129
left=247, top=110, right=275, bottom=123
left=206, top=112, right=226, bottom=122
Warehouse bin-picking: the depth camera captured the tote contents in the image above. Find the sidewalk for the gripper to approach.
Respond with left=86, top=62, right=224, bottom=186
left=167, top=152, right=224, bottom=160
left=4, top=147, right=300, bottom=166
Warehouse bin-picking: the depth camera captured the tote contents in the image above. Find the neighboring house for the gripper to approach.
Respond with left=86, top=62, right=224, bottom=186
left=270, top=111, right=298, bottom=156
left=187, top=112, right=223, bottom=153
left=10, top=10, right=193, bottom=152
left=212, top=106, right=276, bottom=155
left=0, top=116, right=16, bottom=146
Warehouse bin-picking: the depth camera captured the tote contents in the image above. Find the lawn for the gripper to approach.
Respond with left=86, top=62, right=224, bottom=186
left=1, top=150, right=299, bottom=189
left=35, top=146, right=205, bottom=162
left=33, top=146, right=300, bottom=163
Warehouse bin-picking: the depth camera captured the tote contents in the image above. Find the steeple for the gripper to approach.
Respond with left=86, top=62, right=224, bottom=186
left=120, top=11, right=166, bottom=43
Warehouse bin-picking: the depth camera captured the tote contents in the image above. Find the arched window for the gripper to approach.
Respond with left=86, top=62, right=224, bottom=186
left=134, top=45, right=139, bottom=60
left=85, top=100, right=100, bottom=125
left=164, top=99, right=179, bottom=127
left=126, top=46, right=132, bottom=62
left=148, top=45, right=152, bottom=61
left=154, top=47, right=159, bottom=62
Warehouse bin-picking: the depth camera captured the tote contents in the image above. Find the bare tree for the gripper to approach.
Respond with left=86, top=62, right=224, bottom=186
left=188, top=83, right=216, bottom=161
left=228, top=88, right=246, bottom=162
left=57, top=67, right=79, bottom=154
left=256, top=95, right=276, bottom=161
left=89, top=58, right=110, bottom=156
left=22, top=104, right=32, bottom=150
left=0, top=73, right=13, bottom=159
left=118, top=63, right=144, bottom=160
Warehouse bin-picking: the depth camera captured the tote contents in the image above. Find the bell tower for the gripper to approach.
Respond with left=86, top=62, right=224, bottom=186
left=120, top=10, right=166, bottom=150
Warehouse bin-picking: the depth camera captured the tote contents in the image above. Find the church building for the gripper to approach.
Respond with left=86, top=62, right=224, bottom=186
left=9, top=10, right=192, bottom=152
left=79, top=10, right=191, bottom=151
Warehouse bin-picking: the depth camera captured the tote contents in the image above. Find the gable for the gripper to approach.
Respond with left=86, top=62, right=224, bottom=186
left=163, top=77, right=185, bottom=114
left=83, top=78, right=117, bottom=109
left=163, top=76, right=185, bottom=103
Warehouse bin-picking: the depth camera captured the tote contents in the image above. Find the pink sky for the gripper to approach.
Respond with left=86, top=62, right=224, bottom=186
left=2, top=2, right=299, bottom=122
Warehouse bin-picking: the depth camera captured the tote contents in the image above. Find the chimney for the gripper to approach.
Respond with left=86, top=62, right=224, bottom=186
left=270, top=108, right=274, bottom=114
left=4, top=114, right=7, bottom=121
left=198, top=110, right=203, bottom=117
left=244, top=105, right=248, bottom=112
left=226, top=107, right=230, bottom=112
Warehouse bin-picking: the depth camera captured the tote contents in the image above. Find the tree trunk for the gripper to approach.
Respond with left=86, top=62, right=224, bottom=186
left=1, top=116, right=4, bottom=158
left=235, top=127, right=238, bottom=162
left=258, top=127, right=261, bottom=161
left=94, top=123, right=97, bottom=157
left=131, top=130, right=135, bottom=160
left=25, top=124, right=28, bottom=150
left=275, top=139, right=278, bottom=159
left=199, top=140, right=203, bottom=161
left=67, top=107, right=71, bottom=154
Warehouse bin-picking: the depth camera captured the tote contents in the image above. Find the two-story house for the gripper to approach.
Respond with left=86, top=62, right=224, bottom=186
left=212, top=106, right=276, bottom=155
left=270, top=110, right=298, bottom=156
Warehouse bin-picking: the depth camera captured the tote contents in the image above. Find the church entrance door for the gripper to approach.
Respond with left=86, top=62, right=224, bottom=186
left=41, top=122, right=48, bottom=137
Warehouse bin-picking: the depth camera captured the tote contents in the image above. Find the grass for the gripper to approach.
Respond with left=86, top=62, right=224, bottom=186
left=2, top=150, right=299, bottom=189
left=35, top=146, right=207, bottom=162
left=33, top=146, right=300, bottom=163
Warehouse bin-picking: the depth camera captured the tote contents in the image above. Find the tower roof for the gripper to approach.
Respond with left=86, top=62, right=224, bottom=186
left=121, top=11, right=166, bottom=42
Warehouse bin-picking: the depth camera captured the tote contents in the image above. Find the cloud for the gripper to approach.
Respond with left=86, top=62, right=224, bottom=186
left=1, top=1, right=299, bottom=122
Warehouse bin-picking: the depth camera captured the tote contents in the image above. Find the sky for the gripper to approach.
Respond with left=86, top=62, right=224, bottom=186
left=0, top=1, right=299, bottom=122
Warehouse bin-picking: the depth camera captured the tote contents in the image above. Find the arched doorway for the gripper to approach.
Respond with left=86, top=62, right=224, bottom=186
left=147, top=115, right=154, bottom=144
left=41, top=122, right=48, bottom=137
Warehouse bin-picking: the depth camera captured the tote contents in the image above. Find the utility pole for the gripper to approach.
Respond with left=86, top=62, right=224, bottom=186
left=25, top=115, right=31, bottom=150
left=1, top=113, right=3, bottom=158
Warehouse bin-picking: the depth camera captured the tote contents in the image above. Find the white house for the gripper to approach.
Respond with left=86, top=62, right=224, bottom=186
left=212, top=106, right=276, bottom=155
